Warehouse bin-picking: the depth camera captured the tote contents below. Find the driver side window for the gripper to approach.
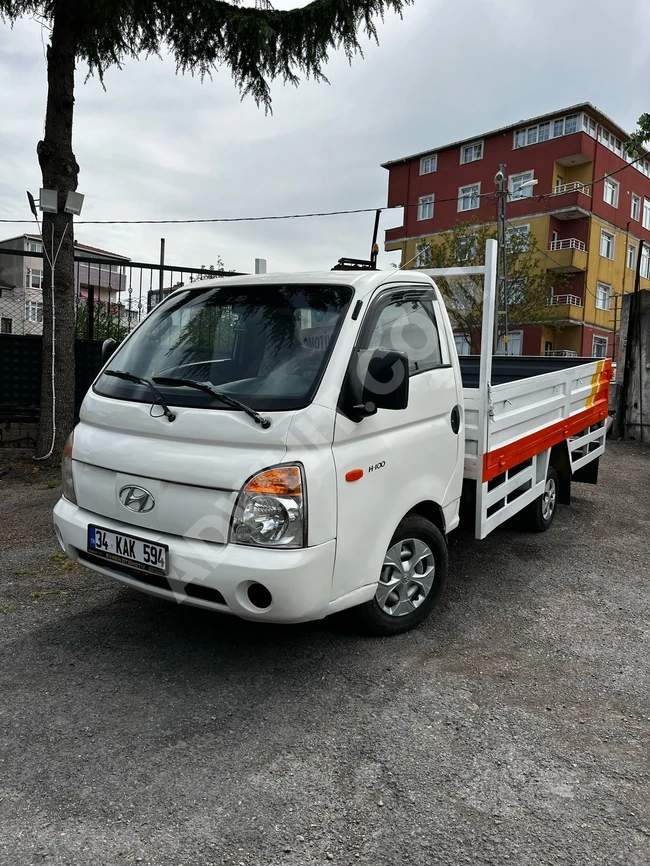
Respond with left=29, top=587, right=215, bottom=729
left=367, top=298, right=443, bottom=375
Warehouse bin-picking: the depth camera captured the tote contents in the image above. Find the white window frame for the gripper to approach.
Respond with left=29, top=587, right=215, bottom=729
left=458, top=183, right=481, bottom=212
left=419, top=154, right=437, bottom=175
left=509, top=171, right=535, bottom=200
left=460, top=141, right=483, bottom=164
left=26, top=268, right=43, bottom=289
left=599, top=229, right=615, bottom=260
left=454, top=334, right=471, bottom=356
left=603, top=177, right=619, bottom=208
left=0, top=317, right=12, bottom=334
left=506, top=224, right=530, bottom=249
left=641, top=246, right=650, bottom=279
left=564, top=114, right=580, bottom=135
left=417, top=194, right=434, bottom=221
left=628, top=243, right=637, bottom=271
left=595, top=282, right=612, bottom=311
left=25, top=301, right=43, bottom=323
left=592, top=336, right=608, bottom=358
left=414, top=242, right=429, bottom=268
left=497, top=329, right=523, bottom=356
left=631, top=193, right=641, bottom=221
left=26, top=241, right=43, bottom=253
left=643, top=198, right=650, bottom=231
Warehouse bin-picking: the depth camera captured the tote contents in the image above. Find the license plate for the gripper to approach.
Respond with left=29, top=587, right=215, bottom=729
left=87, top=525, right=168, bottom=576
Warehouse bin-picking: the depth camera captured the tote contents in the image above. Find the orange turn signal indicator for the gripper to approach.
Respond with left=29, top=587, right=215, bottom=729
left=245, top=466, right=302, bottom=496
left=345, top=469, right=364, bottom=483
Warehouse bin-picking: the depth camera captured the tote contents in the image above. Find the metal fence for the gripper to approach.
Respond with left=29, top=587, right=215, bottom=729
left=0, top=247, right=245, bottom=425
left=0, top=247, right=245, bottom=340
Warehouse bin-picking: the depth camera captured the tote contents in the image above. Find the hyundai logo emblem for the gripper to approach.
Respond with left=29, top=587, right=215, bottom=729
left=119, top=485, right=155, bottom=513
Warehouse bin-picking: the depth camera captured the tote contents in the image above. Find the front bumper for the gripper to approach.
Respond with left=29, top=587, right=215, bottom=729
left=53, top=498, right=336, bottom=623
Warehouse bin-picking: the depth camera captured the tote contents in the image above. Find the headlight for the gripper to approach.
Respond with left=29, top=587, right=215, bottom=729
left=231, top=465, right=305, bottom=549
left=61, top=431, right=77, bottom=504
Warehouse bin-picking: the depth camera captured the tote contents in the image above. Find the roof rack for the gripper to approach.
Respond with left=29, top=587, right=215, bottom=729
left=331, top=256, right=377, bottom=272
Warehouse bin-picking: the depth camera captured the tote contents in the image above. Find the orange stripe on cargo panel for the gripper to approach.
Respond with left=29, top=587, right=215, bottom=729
left=585, top=359, right=605, bottom=409
left=482, top=403, right=609, bottom=483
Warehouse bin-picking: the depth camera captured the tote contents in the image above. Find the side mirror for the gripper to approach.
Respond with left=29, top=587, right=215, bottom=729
left=101, top=338, right=118, bottom=365
left=341, top=348, right=410, bottom=422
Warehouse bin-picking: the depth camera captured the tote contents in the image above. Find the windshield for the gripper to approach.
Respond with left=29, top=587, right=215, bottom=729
left=95, top=283, right=353, bottom=412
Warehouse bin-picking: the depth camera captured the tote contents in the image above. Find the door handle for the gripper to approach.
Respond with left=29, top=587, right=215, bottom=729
left=451, top=405, right=461, bottom=434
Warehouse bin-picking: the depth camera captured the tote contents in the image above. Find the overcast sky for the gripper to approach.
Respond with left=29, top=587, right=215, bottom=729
left=1, top=0, right=650, bottom=275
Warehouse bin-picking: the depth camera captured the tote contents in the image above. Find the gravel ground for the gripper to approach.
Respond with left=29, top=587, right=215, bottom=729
left=1, top=440, right=649, bottom=866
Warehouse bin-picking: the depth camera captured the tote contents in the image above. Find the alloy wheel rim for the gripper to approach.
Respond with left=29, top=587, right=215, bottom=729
left=375, top=538, right=435, bottom=617
left=542, top=477, right=557, bottom=521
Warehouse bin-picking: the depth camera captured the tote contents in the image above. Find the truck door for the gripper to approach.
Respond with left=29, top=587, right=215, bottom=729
left=330, top=286, right=463, bottom=602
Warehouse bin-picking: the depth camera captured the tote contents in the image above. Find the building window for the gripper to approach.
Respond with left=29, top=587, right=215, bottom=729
left=26, top=268, right=43, bottom=289
left=497, top=330, right=523, bottom=356
left=632, top=193, right=641, bottom=221
left=583, top=115, right=597, bottom=138
left=628, top=243, right=637, bottom=270
left=458, top=183, right=481, bottom=212
left=454, top=334, right=471, bottom=355
left=461, top=141, right=483, bottom=164
left=26, top=241, right=43, bottom=253
left=1, top=317, right=12, bottom=334
left=545, top=340, right=554, bottom=354
left=564, top=114, right=580, bottom=135
left=595, top=282, right=611, bottom=311
left=514, top=130, right=526, bottom=148
left=420, top=154, right=437, bottom=175
left=456, top=236, right=476, bottom=262
left=506, top=224, right=530, bottom=249
left=553, top=118, right=564, bottom=138
left=599, top=229, right=615, bottom=260
left=417, top=195, right=434, bottom=221
left=603, top=178, right=619, bottom=207
left=25, top=301, right=43, bottom=323
left=509, top=171, right=535, bottom=200
left=415, top=242, right=429, bottom=267
left=592, top=336, right=608, bottom=358
left=643, top=199, right=650, bottom=231
left=641, top=246, right=650, bottom=279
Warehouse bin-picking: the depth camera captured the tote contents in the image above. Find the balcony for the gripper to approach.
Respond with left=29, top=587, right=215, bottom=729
left=548, top=182, right=592, bottom=221
left=544, top=349, right=579, bottom=357
left=545, top=294, right=584, bottom=322
left=546, top=238, right=588, bottom=272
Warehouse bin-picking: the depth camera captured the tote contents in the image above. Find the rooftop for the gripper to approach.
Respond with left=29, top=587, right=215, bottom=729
left=381, top=102, right=643, bottom=168
left=1, top=233, right=130, bottom=261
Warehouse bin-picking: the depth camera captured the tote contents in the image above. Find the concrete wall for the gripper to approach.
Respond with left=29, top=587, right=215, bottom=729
left=616, top=289, right=650, bottom=441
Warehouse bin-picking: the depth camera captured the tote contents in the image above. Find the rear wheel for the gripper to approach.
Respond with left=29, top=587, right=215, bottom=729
left=522, top=466, right=559, bottom=532
left=351, top=514, right=448, bottom=636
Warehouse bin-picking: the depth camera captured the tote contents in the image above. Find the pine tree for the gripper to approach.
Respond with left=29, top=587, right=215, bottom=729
left=0, top=0, right=413, bottom=459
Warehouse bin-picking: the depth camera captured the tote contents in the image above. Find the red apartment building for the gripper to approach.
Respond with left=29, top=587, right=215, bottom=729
left=382, top=103, right=650, bottom=358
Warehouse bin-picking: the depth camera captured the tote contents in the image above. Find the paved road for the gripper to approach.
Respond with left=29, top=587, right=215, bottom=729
left=1, top=441, right=649, bottom=866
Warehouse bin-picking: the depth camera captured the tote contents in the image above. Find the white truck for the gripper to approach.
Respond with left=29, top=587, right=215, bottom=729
left=53, top=240, right=612, bottom=635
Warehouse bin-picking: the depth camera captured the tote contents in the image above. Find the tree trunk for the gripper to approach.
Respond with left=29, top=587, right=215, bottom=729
left=35, top=2, right=79, bottom=461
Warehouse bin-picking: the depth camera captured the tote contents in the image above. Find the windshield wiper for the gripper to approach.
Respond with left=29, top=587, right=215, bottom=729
left=104, top=370, right=176, bottom=422
left=152, top=376, right=271, bottom=429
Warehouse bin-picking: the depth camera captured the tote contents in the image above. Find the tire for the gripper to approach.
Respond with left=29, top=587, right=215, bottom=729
left=522, top=466, right=559, bottom=533
left=351, top=514, right=448, bottom=636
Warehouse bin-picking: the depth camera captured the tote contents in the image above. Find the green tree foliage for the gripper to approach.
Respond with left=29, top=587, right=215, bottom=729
left=415, top=221, right=567, bottom=352
left=0, top=0, right=413, bottom=458
left=627, top=113, right=650, bottom=156
left=76, top=300, right=131, bottom=341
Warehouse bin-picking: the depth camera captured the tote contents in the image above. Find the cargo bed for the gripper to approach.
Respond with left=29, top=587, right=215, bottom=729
left=422, top=244, right=611, bottom=539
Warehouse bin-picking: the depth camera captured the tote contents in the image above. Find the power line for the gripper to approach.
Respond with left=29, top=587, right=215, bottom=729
left=0, top=152, right=645, bottom=227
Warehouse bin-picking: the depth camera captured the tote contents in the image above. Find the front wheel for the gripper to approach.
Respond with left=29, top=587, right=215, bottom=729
left=522, top=466, right=559, bottom=532
left=351, top=514, right=448, bottom=636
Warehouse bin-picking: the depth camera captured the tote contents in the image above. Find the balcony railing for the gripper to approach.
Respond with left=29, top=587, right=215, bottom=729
left=552, top=182, right=591, bottom=196
left=547, top=294, right=584, bottom=307
left=549, top=238, right=587, bottom=252
left=544, top=349, right=579, bottom=357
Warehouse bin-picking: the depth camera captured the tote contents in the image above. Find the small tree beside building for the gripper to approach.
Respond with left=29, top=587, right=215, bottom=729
left=414, top=221, right=567, bottom=354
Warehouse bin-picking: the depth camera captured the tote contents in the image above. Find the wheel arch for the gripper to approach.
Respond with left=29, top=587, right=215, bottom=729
left=549, top=441, right=571, bottom=505
left=407, top=500, right=446, bottom=535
